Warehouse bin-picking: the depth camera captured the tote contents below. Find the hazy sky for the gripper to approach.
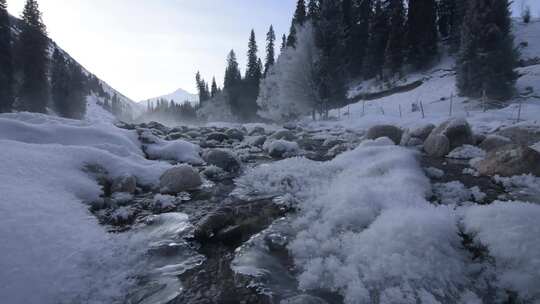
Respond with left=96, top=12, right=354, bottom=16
left=6, top=0, right=538, bottom=101
left=7, top=0, right=296, bottom=101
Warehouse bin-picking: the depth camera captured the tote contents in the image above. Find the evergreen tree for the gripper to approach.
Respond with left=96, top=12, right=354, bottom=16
left=457, top=0, right=518, bottom=100
left=264, top=25, right=276, bottom=75
left=438, top=0, right=466, bottom=52
left=384, top=0, right=406, bottom=77
left=287, top=0, right=307, bottom=47
left=0, top=0, right=13, bottom=112
left=281, top=34, right=287, bottom=52
left=211, top=77, right=218, bottom=97
left=18, top=0, right=49, bottom=113
left=344, top=0, right=372, bottom=78
left=224, top=50, right=241, bottom=90
left=66, top=60, right=87, bottom=119
left=195, top=71, right=210, bottom=103
left=363, top=0, right=389, bottom=79
left=407, top=0, right=439, bottom=70
left=316, top=0, right=346, bottom=112
left=307, top=0, right=320, bottom=20
left=245, top=30, right=260, bottom=83
left=51, top=48, right=70, bottom=117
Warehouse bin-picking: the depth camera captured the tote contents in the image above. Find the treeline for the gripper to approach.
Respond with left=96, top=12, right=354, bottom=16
left=0, top=0, right=130, bottom=120
left=197, top=0, right=518, bottom=122
left=139, top=98, right=197, bottom=124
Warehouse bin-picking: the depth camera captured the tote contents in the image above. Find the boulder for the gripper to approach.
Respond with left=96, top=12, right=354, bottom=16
left=410, top=124, right=436, bottom=141
left=202, top=149, right=241, bottom=172
left=271, top=129, right=297, bottom=141
left=264, top=140, right=300, bottom=158
left=111, top=175, right=137, bottom=194
left=366, top=125, right=403, bottom=144
left=206, top=132, right=229, bottom=142
left=497, top=125, right=540, bottom=146
left=424, top=118, right=474, bottom=156
left=248, top=126, right=266, bottom=136
left=159, top=165, right=202, bottom=194
left=479, top=135, right=512, bottom=152
left=248, top=135, right=267, bottom=147
left=185, top=131, right=202, bottom=139
left=224, top=128, right=245, bottom=141
left=165, top=132, right=185, bottom=141
left=424, top=134, right=450, bottom=157
left=476, top=144, right=540, bottom=177
left=283, top=123, right=298, bottom=130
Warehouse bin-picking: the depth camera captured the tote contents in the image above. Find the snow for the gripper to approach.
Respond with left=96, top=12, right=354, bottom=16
left=447, top=145, right=486, bottom=160
left=462, top=201, right=540, bottom=301
left=84, top=94, right=117, bottom=124
left=145, top=138, right=203, bottom=165
left=263, top=139, right=301, bottom=158
left=0, top=112, right=172, bottom=304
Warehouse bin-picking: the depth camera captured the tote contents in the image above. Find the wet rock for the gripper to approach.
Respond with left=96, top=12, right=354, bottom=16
left=479, top=135, right=512, bottom=152
left=366, top=125, right=403, bottom=144
left=283, top=123, right=298, bottom=130
left=323, top=137, right=345, bottom=148
left=193, top=208, right=235, bottom=240
left=111, top=175, right=137, bottom=194
left=203, top=149, right=241, bottom=173
left=202, top=165, right=227, bottom=179
left=424, top=134, right=450, bottom=157
left=206, top=132, right=229, bottom=142
left=225, top=128, right=245, bottom=141
left=326, top=144, right=349, bottom=158
left=497, top=125, right=540, bottom=146
left=186, top=131, right=202, bottom=139
left=476, top=144, right=540, bottom=177
left=271, top=129, right=297, bottom=141
left=145, top=121, right=169, bottom=133
left=248, top=126, right=266, bottom=136
left=165, top=132, right=185, bottom=141
left=159, top=165, right=203, bottom=194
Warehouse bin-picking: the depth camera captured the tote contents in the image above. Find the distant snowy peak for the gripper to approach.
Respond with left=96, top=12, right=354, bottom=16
left=140, top=88, right=199, bottom=107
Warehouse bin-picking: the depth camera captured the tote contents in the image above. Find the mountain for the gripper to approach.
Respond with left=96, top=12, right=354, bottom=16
left=8, top=15, right=140, bottom=122
left=139, top=88, right=199, bottom=108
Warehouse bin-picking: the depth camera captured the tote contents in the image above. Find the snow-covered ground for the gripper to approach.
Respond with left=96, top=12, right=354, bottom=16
left=0, top=112, right=180, bottom=303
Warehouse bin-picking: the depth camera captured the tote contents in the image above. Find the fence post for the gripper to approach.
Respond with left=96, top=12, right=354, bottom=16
left=362, top=101, right=366, bottom=116
left=449, top=94, right=453, bottom=117
left=516, top=99, right=523, bottom=123
left=399, top=104, right=402, bottom=118
left=420, top=101, right=425, bottom=119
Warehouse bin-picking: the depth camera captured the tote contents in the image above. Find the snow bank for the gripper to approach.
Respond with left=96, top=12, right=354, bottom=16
left=0, top=113, right=171, bottom=304
left=146, top=139, right=203, bottom=165
left=462, top=201, right=540, bottom=301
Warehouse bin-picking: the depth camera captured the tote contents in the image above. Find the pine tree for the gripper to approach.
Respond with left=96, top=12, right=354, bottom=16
left=316, top=0, right=346, bottom=112
left=407, top=0, right=438, bottom=70
left=281, top=34, right=287, bottom=52
left=211, top=77, right=218, bottom=97
left=363, top=0, right=389, bottom=79
left=307, top=0, right=320, bottom=20
left=66, top=60, right=87, bottom=119
left=245, top=30, right=260, bottom=83
left=51, top=48, right=70, bottom=117
left=287, top=0, right=307, bottom=47
left=344, top=0, right=372, bottom=78
left=264, top=25, right=276, bottom=75
left=224, top=50, right=242, bottom=90
left=0, top=0, right=13, bottom=112
left=18, top=0, right=49, bottom=113
left=457, top=0, right=518, bottom=100
left=384, top=0, right=406, bottom=77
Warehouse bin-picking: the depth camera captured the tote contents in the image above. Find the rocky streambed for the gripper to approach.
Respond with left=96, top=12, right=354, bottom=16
left=86, top=119, right=540, bottom=304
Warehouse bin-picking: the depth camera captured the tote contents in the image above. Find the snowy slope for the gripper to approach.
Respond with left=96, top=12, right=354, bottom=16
left=139, top=88, right=199, bottom=108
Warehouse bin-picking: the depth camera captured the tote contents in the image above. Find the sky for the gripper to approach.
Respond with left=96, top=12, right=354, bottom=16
left=7, top=0, right=296, bottom=101
left=6, top=0, right=538, bottom=101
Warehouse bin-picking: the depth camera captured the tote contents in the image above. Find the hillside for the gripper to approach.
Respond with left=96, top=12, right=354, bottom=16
left=8, top=15, right=140, bottom=123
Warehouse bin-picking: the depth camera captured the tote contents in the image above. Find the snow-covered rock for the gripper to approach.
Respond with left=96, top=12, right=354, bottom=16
left=159, top=165, right=202, bottom=194
left=145, top=139, right=202, bottom=165
left=425, top=119, right=474, bottom=157
left=111, top=174, right=137, bottom=194
left=365, top=124, right=403, bottom=144
left=264, top=140, right=301, bottom=158
left=476, top=144, right=540, bottom=177
left=202, top=149, right=241, bottom=173
left=479, top=135, right=512, bottom=152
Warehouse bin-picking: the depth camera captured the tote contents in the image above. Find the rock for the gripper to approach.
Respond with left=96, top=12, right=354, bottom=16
left=476, top=144, right=540, bottom=177
left=206, top=132, right=229, bottom=142
left=165, top=132, right=185, bottom=141
left=203, top=149, right=241, bottom=172
left=159, top=165, right=202, bottom=194
left=248, top=135, right=267, bottom=147
left=323, top=137, right=345, bottom=148
left=424, top=134, right=450, bottom=157
left=145, top=121, right=169, bottom=133
left=271, top=129, right=297, bottom=141
left=326, top=144, right=349, bottom=158
left=264, top=140, right=300, bottom=158
left=283, top=122, right=297, bottom=130
left=224, top=128, right=245, bottom=141
left=281, top=295, right=328, bottom=304
left=202, top=165, right=227, bottom=179
left=248, top=126, right=266, bottom=136
left=424, top=118, right=474, bottom=156
left=193, top=208, right=235, bottom=240
left=473, top=134, right=486, bottom=145
left=111, top=175, right=137, bottom=194
left=410, top=124, right=435, bottom=141
left=479, top=135, right=512, bottom=152
left=185, top=130, right=202, bottom=139
left=366, top=125, right=403, bottom=144
left=497, top=125, right=540, bottom=146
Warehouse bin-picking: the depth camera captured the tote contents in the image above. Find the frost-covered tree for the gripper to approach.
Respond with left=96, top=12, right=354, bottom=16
left=257, top=23, right=320, bottom=122
left=264, top=25, right=276, bottom=75
left=288, top=0, right=307, bottom=47
left=407, top=0, right=438, bottom=69
left=18, top=0, right=49, bottom=113
left=457, top=0, right=518, bottom=100
left=307, top=0, right=320, bottom=20
left=0, top=0, right=13, bottom=113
